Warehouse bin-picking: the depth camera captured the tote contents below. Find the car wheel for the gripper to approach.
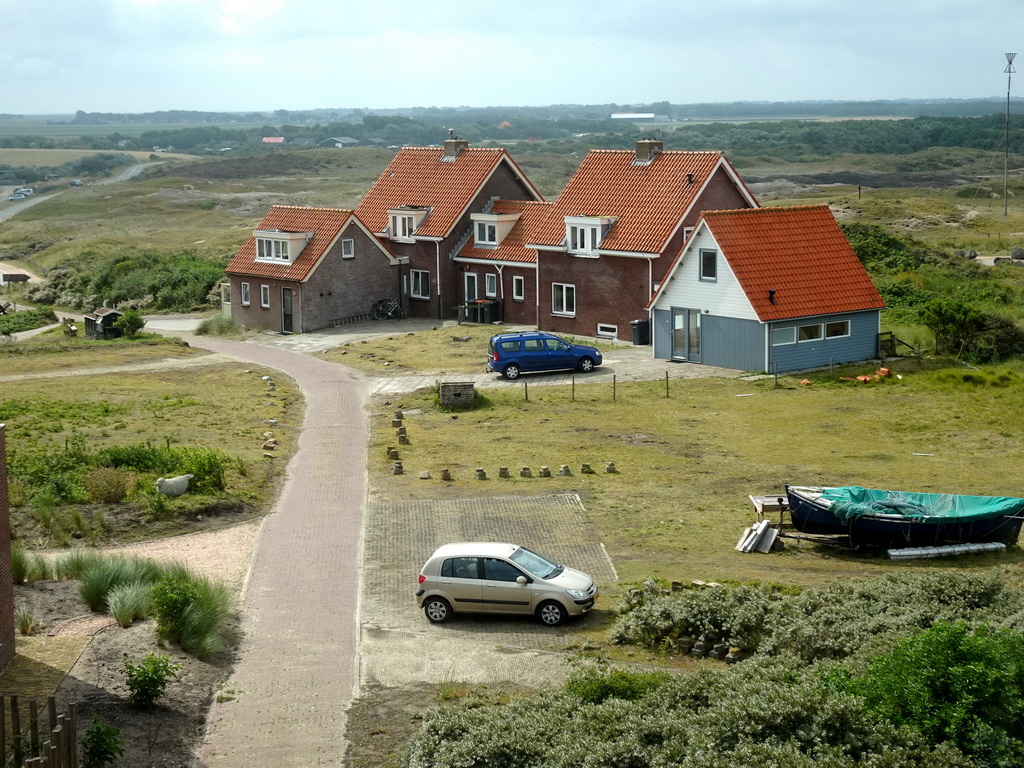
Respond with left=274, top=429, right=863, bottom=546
left=536, top=601, right=567, bottom=627
left=423, top=596, right=453, bottom=624
left=577, top=357, right=595, bottom=373
left=503, top=363, right=521, bottom=380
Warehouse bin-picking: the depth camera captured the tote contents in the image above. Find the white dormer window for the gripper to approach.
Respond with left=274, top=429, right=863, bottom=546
left=477, top=222, right=497, bottom=244
left=565, top=216, right=614, bottom=257
left=470, top=211, right=521, bottom=249
left=254, top=230, right=313, bottom=265
left=387, top=206, right=429, bottom=242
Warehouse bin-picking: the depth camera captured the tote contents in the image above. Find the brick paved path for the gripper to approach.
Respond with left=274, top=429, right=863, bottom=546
left=183, top=336, right=367, bottom=768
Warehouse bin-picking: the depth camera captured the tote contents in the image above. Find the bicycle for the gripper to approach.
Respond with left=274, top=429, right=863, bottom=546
left=372, top=297, right=407, bottom=320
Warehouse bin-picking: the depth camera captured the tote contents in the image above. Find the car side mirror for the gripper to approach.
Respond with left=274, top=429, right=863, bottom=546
left=516, top=575, right=528, bottom=585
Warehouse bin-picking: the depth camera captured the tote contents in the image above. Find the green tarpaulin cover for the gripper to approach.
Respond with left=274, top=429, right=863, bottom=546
left=821, top=487, right=1024, bottom=525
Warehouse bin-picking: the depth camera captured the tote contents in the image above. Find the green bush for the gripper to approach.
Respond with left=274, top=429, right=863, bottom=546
left=152, top=572, right=234, bottom=658
left=112, top=309, right=146, bottom=338
left=81, top=715, right=124, bottom=768
left=122, top=653, right=181, bottom=708
left=50, top=548, right=106, bottom=580
left=405, top=657, right=970, bottom=768
left=563, top=664, right=671, bottom=704
left=0, top=307, right=58, bottom=335
left=846, top=622, right=1024, bottom=767
left=83, top=467, right=133, bottom=504
left=195, top=315, right=242, bottom=337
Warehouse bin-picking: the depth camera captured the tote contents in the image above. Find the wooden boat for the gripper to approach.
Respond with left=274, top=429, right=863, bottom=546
left=785, top=485, right=1024, bottom=547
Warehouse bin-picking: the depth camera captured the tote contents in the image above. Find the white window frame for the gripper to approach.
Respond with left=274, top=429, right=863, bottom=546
left=260, top=284, right=270, bottom=309
left=825, top=320, right=851, bottom=339
left=683, top=226, right=694, bottom=241
left=485, top=273, right=497, bottom=298
left=476, top=222, right=497, bottom=245
left=512, top=275, right=525, bottom=301
left=240, top=281, right=251, bottom=307
left=410, top=269, right=430, bottom=299
left=771, top=326, right=796, bottom=346
left=552, top=282, right=576, bottom=316
left=565, top=216, right=613, bottom=257
left=798, top=323, right=823, bottom=342
left=699, top=249, right=717, bottom=281
left=391, top=214, right=415, bottom=240
left=596, top=323, right=617, bottom=338
left=341, top=238, right=354, bottom=259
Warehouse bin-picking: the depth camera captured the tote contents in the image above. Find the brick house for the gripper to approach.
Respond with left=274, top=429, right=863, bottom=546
left=525, top=140, right=758, bottom=340
left=451, top=199, right=553, bottom=326
left=649, top=205, right=886, bottom=372
left=226, top=205, right=399, bottom=333
left=354, top=135, right=543, bottom=320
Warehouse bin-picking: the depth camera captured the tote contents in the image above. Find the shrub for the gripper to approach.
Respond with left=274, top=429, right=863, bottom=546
left=195, top=315, right=242, bottom=337
left=564, top=664, right=671, bottom=704
left=106, top=581, right=154, bottom=628
left=81, top=715, right=124, bottom=768
left=152, top=572, right=234, bottom=658
left=83, top=467, right=132, bottom=504
left=122, top=653, right=181, bottom=708
left=113, top=309, right=146, bottom=338
left=847, top=622, right=1024, bottom=766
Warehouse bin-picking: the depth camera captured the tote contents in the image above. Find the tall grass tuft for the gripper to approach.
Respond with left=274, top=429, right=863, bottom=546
left=15, top=607, right=40, bottom=636
left=50, top=549, right=106, bottom=581
left=11, top=543, right=48, bottom=584
left=78, top=556, right=165, bottom=612
left=106, top=582, right=154, bottom=628
left=152, top=571, right=235, bottom=659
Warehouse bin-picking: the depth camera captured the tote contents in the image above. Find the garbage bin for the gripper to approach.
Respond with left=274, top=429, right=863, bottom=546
left=481, top=299, right=502, bottom=324
left=463, top=303, right=481, bottom=323
left=630, top=318, right=651, bottom=345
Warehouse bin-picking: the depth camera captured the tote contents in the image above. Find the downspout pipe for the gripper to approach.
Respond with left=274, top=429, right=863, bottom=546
left=436, top=242, right=443, bottom=320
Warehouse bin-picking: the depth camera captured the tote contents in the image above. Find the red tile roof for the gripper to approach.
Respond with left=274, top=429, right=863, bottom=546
left=693, top=205, right=885, bottom=321
left=354, top=147, right=542, bottom=239
left=529, top=150, right=756, bottom=253
left=456, top=200, right=553, bottom=265
left=226, top=206, right=360, bottom=282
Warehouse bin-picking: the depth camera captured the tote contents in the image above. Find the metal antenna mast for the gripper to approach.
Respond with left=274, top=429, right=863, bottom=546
left=1005, top=52, right=1016, bottom=217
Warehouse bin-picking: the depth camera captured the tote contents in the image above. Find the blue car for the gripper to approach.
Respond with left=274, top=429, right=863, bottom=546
left=487, top=332, right=602, bottom=380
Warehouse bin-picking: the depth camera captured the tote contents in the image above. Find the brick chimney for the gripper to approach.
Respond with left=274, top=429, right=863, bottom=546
left=634, top=139, right=664, bottom=164
left=0, top=425, right=14, bottom=672
left=442, top=128, right=470, bottom=160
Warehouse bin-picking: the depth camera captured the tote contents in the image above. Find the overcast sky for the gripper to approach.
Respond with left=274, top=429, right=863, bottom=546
left=3, top=0, right=1023, bottom=115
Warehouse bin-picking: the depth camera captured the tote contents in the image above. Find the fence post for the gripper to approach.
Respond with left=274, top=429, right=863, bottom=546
left=66, top=705, right=77, bottom=768
left=571, top=375, right=575, bottom=402
left=524, top=380, right=528, bottom=402
left=12, top=695, right=22, bottom=766
left=665, top=371, right=669, bottom=398
left=29, top=699, right=38, bottom=758
left=613, top=375, right=616, bottom=401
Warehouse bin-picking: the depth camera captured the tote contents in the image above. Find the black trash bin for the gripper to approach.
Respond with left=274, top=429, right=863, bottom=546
left=481, top=299, right=502, bottom=324
left=630, top=318, right=651, bottom=345
left=463, top=303, right=481, bottom=323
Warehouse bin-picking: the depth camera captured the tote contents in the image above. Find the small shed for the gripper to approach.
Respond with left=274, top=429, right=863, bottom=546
left=84, top=308, right=123, bottom=340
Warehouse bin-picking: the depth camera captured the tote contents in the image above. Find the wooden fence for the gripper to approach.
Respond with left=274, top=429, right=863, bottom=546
left=0, top=695, right=77, bottom=768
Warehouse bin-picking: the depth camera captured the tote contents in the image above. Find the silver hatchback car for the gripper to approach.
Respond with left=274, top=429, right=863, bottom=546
left=416, top=542, right=598, bottom=626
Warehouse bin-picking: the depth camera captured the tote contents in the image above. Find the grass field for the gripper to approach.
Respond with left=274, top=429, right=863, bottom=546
left=0, top=336, right=301, bottom=546
left=368, top=358, right=1024, bottom=589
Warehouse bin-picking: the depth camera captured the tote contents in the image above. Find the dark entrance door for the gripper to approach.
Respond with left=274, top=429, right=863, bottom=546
left=282, top=287, right=293, bottom=333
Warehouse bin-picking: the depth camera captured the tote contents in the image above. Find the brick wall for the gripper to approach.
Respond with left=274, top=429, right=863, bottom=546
left=439, top=382, right=475, bottom=409
left=0, top=426, right=15, bottom=672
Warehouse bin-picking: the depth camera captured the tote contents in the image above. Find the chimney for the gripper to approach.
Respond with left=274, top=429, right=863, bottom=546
left=442, top=129, right=470, bottom=160
left=634, top=139, right=664, bottom=164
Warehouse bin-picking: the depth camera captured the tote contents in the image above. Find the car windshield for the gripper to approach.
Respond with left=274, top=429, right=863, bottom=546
left=509, top=547, right=561, bottom=579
